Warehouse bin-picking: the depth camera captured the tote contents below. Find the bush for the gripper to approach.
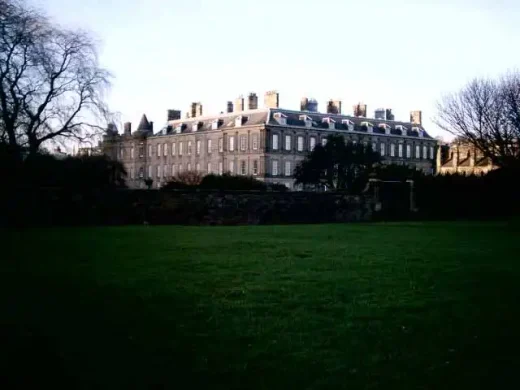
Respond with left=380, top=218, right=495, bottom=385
left=162, top=171, right=204, bottom=190
left=198, top=174, right=267, bottom=191
left=414, top=167, right=520, bottom=219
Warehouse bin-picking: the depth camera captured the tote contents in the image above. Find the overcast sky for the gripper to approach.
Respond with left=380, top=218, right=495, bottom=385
left=33, top=0, right=520, bottom=139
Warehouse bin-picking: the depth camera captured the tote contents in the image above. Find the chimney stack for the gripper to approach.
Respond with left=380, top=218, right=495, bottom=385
left=124, top=122, right=132, bottom=135
left=410, top=110, right=422, bottom=125
left=235, top=96, right=245, bottom=112
left=301, top=97, right=318, bottom=112
left=326, top=100, right=342, bottom=114
left=167, top=109, right=181, bottom=121
left=353, top=103, right=367, bottom=117
left=374, top=108, right=385, bottom=120
left=226, top=101, right=234, bottom=113
left=190, top=102, right=203, bottom=118
left=248, top=93, right=258, bottom=110
left=386, top=109, right=395, bottom=121
left=264, top=91, right=279, bottom=108
left=453, top=148, right=459, bottom=168
left=149, top=121, right=154, bottom=132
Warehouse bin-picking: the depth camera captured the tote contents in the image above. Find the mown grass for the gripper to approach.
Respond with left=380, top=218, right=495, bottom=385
left=2, top=222, right=520, bottom=389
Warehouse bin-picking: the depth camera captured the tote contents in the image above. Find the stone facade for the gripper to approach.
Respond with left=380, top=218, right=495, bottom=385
left=437, top=140, right=497, bottom=175
left=102, top=100, right=438, bottom=189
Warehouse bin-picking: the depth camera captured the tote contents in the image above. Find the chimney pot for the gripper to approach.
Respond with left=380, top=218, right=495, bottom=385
left=410, top=110, right=422, bottom=125
left=264, top=91, right=280, bottom=108
left=248, top=93, right=258, bottom=110
left=326, top=99, right=342, bottom=114
left=301, top=97, right=318, bottom=112
left=235, top=96, right=245, bottom=112
left=167, top=109, right=181, bottom=121
left=353, top=103, right=367, bottom=117
left=227, top=101, right=234, bottom=113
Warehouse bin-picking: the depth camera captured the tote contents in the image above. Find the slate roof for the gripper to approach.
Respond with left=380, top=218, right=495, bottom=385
left=268, top=109, right=433, bottom=139
left=158, top=109, right=271, bottom=137
left=151, top=107, right=433, bottom=139
left=136, top=114, right=152, bottom=132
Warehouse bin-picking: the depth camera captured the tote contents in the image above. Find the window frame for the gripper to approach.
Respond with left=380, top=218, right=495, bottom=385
left=272, top=160, right=278, bottom=176
left=310, top=137, right=316, bottom=151
left=272, top=134, right=279, bottom=150
left=229, top=136, right=235, bottom=152
left=284, top=161, right=291, bottom=176
left=297, top=136, right=304, bottom=152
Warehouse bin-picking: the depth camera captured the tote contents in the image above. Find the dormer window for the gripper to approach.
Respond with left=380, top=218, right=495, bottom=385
left=412, top=126, right=424, bottom=137
left=212, top=119, right=223, bottom=130
left=361, top=121, right=374, bottom=133
left=396, top=125, right=408, bottom=136
left=235, top=116, right=248, bottom=127
left=322, top=117, right=336, bottom=129
left=299, top=115, right=312, bottom=128
left=341, top=119, right=355, bottom=131
left=174, top=123, right=183, bottom=134
left=273, top=112, right=287, bottom=125
left=379, top=123, right=391, bottom=135
left=192, top=122, right=199, bottom=132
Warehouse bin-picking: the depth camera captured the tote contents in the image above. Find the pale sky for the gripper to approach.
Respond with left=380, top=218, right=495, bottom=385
left=33, top=0, right=520, bottom=139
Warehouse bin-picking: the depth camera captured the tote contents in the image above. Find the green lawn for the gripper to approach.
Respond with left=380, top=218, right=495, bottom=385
left=2, top=222, right=520, bottom=389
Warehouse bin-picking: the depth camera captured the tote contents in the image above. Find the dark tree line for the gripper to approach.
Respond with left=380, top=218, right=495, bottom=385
left=294, top=134, right=381, bottom=193
left=162, top=173, right=288, bottom=191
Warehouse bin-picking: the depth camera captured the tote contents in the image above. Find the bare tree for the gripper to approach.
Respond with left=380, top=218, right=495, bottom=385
left=0, top=0, right=112, bottom=157
left=436, top=72, right=520, bottom=168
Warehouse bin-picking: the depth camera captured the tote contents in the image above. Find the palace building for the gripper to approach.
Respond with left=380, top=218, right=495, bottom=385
left=101, top=91, right=438, bottom=189
left=437, top=140, right=497, bottom=175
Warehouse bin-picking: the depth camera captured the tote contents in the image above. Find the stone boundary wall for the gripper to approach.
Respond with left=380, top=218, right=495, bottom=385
left=2, top=189, right=375, bottom=226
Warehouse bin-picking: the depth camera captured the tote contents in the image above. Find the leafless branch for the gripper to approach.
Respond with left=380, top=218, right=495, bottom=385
left=435, top=72, right=520, bottom=167
left=0, top=0, right=113, bottom=156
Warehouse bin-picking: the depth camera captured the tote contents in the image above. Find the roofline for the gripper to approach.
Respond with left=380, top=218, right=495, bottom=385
left=266, top=124, right=436, bottom=141
left=271, top=107, right=425, bottom=128
left=167, top=108, right=270, bottom=126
